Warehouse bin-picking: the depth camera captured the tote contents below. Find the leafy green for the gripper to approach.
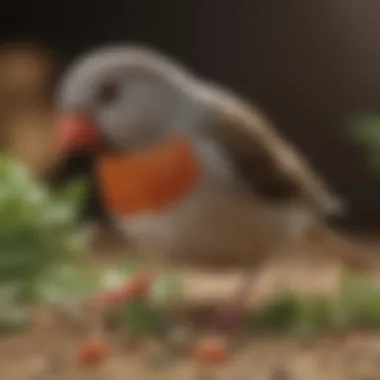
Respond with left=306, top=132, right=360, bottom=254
left=149, top=272, right=183, bottom=305
left=38, top=265, right=103, bottom=303
left=118, top=299, right=166, bottom=337
left=347, top=114, right=380, bottom=167
left=0, top=156, right=88, bottom=307
left=247, top=292, right=300, bottom=332
left=246, top=271, right=380, bottom=334
left=0, top=307, right=31, bottom=333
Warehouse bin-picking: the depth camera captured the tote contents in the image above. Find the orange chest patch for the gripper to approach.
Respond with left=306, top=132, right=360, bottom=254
left=95, top=137, right=201, bottom=216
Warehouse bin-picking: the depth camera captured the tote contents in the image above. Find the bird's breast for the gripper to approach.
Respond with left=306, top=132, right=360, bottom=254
left=95, top=136, right=202, bottom=217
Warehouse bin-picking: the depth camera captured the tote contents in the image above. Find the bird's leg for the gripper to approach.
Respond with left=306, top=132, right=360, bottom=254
left=210, top=270, right=257, bottom=332
left=141, top=255, right=173, bottom=293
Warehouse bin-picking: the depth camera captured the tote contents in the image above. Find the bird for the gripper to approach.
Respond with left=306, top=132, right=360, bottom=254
left=51, top=45, right=378, bottom=330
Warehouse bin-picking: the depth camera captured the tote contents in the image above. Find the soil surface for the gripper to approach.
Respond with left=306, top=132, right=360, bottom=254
left=1, top=231, right=380, bottom=380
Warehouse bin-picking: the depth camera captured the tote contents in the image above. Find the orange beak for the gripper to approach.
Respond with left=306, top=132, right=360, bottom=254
left=55, top=113, right=102, bottom=153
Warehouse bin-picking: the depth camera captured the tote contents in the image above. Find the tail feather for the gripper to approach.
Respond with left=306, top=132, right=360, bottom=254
left=308, top=224, right=380, bottom=274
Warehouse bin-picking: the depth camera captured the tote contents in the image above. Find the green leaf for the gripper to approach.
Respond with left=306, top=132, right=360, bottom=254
left=38, top=265, right=103, bottom=304
left=119, top=299, right=164, bottom=337
left=339, top=272, right=380, bottom=328
left=0, top=307, right=30, bottom=334
left=247, top=292, right=301, bottom=331
left=347, top=114, right=380, bottom=169
left=347, top=114, right=380, bottom=140
left=0, top=155, right=89, bottom=311
left=115, top=260, right=146, bottom=277
left=149, top=272, right=183, bottom=305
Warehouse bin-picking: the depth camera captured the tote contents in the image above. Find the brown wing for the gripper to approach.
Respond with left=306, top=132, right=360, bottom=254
left=201, top=84, right=342, bottom=217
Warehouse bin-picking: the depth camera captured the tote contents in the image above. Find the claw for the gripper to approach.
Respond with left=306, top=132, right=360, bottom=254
left=211, top=272, right=255, bottom=331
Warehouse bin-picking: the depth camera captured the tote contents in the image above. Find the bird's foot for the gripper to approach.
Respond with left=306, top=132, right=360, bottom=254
left=211, top=298, right=248, bottom=333
left=210, top=272, right=255, bottom=333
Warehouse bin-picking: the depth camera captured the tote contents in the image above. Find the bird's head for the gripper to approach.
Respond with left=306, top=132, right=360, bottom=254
left=54, top=45, right=205, bottom=157
left=51, top=46, right=206, bottom=222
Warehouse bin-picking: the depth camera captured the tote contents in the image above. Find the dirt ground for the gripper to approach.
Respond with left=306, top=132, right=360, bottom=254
left=3, top=328, right=380, bottom=380
left=1, top=231, right=380, bottom=380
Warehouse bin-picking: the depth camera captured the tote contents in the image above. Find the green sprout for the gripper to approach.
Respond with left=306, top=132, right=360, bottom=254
left=246, top=270, right=380, bottom=335
left=0, top=156, right=88, bottom=330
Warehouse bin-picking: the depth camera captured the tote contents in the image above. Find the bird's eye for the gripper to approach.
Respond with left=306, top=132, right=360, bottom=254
left=95, top=82, right=120, bottom=105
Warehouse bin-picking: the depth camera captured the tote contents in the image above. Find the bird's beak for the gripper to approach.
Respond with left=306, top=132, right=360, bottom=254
left=54, top=113, right=102, bottom=154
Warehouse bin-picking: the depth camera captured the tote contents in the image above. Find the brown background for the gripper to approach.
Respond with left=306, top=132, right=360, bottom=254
left=1, top=0, right=380, bottom=229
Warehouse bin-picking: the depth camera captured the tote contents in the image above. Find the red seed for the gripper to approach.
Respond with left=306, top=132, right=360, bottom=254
left=123, top=272, right=152, bottom=298
left=78, top=339, right=106, bottom=365
left=91, top=271, right=154, bottom=309
left=194, top=336, right=229, bottom=365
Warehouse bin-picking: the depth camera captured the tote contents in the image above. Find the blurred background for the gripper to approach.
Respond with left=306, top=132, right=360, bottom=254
left=2, top=3, right=380, bottom=378
left=1, top=0, right=380, bottom=230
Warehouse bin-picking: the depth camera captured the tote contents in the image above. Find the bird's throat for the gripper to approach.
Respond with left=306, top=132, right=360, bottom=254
left=95, top=137, right=201, bottom=216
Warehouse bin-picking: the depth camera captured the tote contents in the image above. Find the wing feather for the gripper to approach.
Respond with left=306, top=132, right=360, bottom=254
left=198, top=83, right=343, bottom=216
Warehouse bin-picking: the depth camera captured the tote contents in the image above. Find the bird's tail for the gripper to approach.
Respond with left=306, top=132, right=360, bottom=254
left=308, top=224, right=380, bottom=274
